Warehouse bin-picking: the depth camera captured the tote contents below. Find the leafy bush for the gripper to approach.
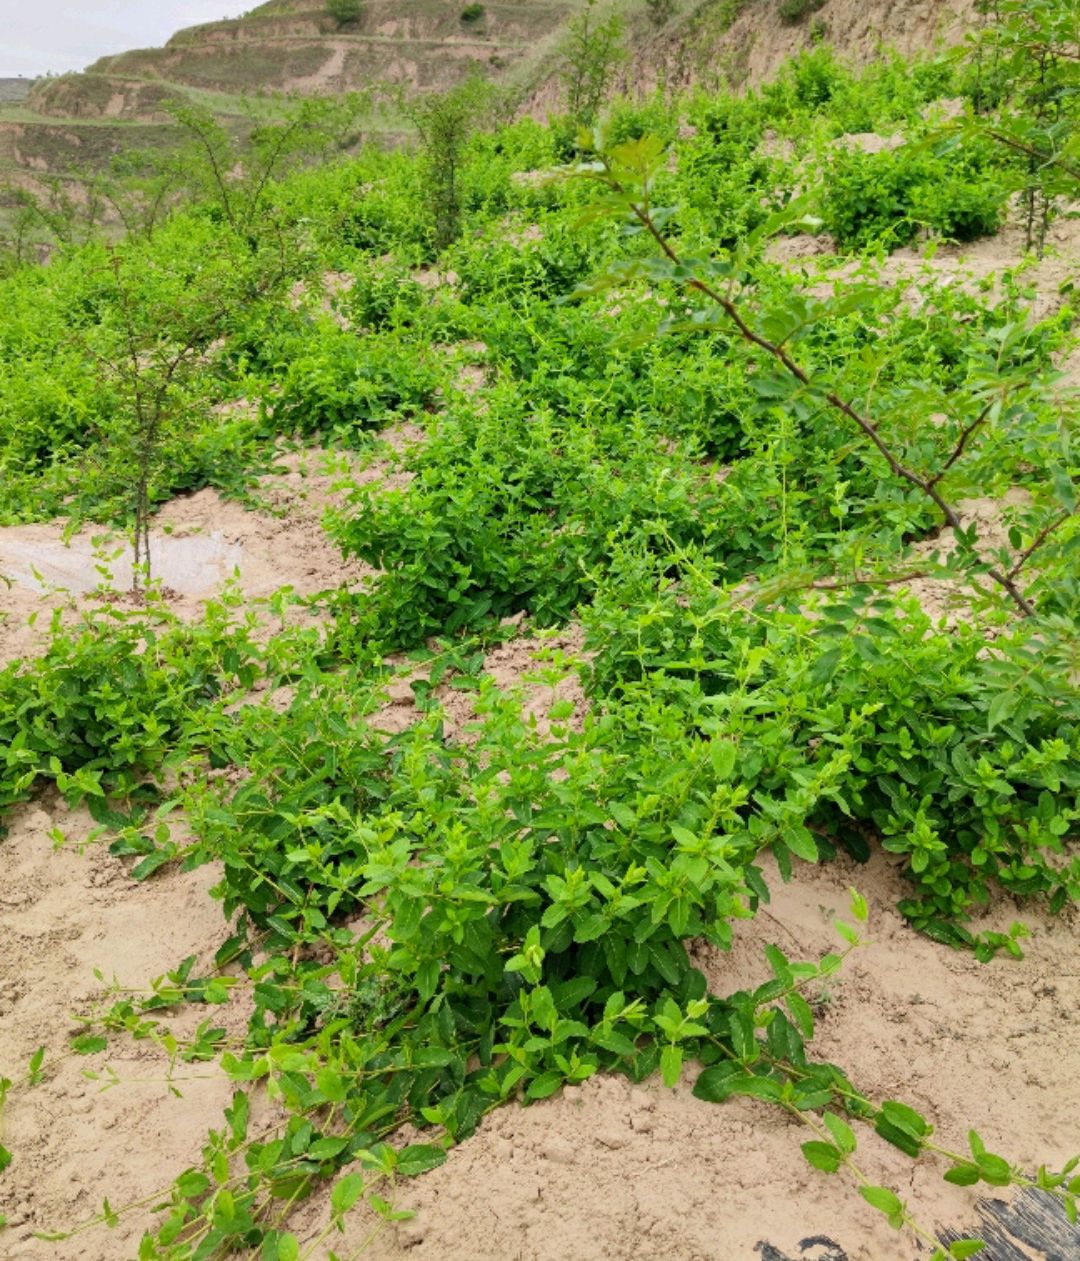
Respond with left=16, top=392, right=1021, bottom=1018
left=0, top=611, right=260, bottom=824
left=584, top=573, right=1080, bottom=944
left=326, top=0, right=362, bottom=24
left=263, top=329, right=440, bottom=443
left=460, top=3, right=485, bottom=22
left=821, top=142, right=1006, bottom=251
left=778, top=0, right=825, bottom=24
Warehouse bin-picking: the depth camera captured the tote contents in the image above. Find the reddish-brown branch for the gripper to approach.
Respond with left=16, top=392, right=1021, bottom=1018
left=1007, top=510, right=1074, bottom=580
left=928, top=402, right=995, bottom=488
left=616, top=184, right=1041, bottom=616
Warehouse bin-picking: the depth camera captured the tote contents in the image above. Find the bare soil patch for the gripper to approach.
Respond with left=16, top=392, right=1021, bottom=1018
left=0, top=794, right=247, bottom=1261
left=375, top=622, right=589, bottom=740
left=0, top=437, right=405, bottom=665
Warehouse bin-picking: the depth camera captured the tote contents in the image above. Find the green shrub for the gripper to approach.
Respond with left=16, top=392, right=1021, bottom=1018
left=778, top=0, right=825, bottom=24
left=326, top=0, right=362, bottom=24
left=583, top=572, right=1080, bottom=941
left=0, top=613, right=260, bottom=824
left=821, top=142, right=1007, bottom=251
left=910, top=169, right=1005, bottom=242
left=821, top=146, right=930, bottom=250
left=460, top=3, right=485, bottom=22
left=263, top=330, right=440, bottom=443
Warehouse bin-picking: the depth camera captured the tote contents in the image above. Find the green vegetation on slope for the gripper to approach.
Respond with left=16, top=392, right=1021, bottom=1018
left=0, top=6, right=1078, bottom=1256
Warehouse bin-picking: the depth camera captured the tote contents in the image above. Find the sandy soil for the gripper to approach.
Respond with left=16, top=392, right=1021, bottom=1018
left=0, top=434, right=422, bottom=666
left=768, top=200, right=1080, bottom=327
left=0, top=793, right=247, bottom=1261
left=375, top=621, right=589, bottom=741
left=901, top=489, right=1033, bottom=623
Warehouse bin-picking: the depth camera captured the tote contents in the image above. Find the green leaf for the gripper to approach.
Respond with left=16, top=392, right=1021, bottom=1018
left=727, top=1074, right=782, bottom=1102
left=176, top=1171, right=211, bottom=1198
left=785, top=992, right=814, bottom=1041
left=834, top=920, right=859, bottom=945
left=526, top=1071, right=564, bottom=1100
left=858, top=1185, right=904, bottom=1225
left=809, top=646, right=843, bottom=685
left=592, top=1029, right=638, bottom=1057
left=823, top=1113, right=856, bottom=1155
left=975, top=1153, right=1012, bottom=1186
left=316, top=1069, right=347, bottom=1104
left=603, top=991, right=626, bottom=1023
left=647, top=940, right=681, bottom=985
left=944, top=1163, right=980, bottom=1187
left=728, top=1009, right=756, bottom=1062
left=130, top=850, right=173, bottom=881
left=660, top=1044, right=683, bottom=1089
left=949, top=1241, right=986, bottom=1259
left=764, top=944, right=791, bottom=983
left=848, top=888, right=868, bottom=922
left=784, top=829, right=819, bottom=863
left=397, top=1144, right=448, bottom=1177
left=710, top=740, right=737, bottom=780
left=330, top=1171, right=365, bottom=1216
left=70, top=1035, right=108, bottom=1056
left=412, top=1048, right=455, bottom=1069
left=1051, top=466, right=1077, bottom=512
left=0, top=1145, right=11, bottom=1173
left=987, top=690, right=1016, bottom=733
left=308, top=1137, right=351, bottom=1162
left=801, top=1140, right=844, bottom=1172
left=879, top=1101, right=930, bottom=1138
left=691, top=1063, right=741, bottom=1103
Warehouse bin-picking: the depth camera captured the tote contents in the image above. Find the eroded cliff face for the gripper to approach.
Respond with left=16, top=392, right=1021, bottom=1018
left=523, top=0, right=979, bottom=115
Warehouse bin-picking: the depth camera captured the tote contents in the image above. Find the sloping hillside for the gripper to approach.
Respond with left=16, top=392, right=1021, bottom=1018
left=0, top=0, right=984, bottom=185
left=0, top=0, right=577, bottom=185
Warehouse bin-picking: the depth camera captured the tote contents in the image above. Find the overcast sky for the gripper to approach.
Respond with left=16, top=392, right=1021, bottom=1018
left=1, top=2, right=251, bottom=78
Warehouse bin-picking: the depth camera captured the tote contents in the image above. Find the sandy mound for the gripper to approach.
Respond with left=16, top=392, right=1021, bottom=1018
left=770, top=195, right=1080, bottom=328
left=288, top=853, right=1080, bottom=1261
left=0, top=439, right=404, bottom=665
left=0, top=793, right=247, bottom=1260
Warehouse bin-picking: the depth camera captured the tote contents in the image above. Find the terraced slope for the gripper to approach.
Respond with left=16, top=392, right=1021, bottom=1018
left=0, top=0, right=579, bottom=191
left=0, top=79, right=33, bottom=105
left=0, top=0, right=978, bottom=185
left=15, top=0, right=575, bottom=136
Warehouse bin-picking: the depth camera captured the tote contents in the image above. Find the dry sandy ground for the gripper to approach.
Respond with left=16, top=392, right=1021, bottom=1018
left=0, top=432, right=425, bottom=666
left=0, top=794, right=245, bottom=1260
left=375, top=621, right=589, bottom=742
left=767, top=200, right=1080, bottom=327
